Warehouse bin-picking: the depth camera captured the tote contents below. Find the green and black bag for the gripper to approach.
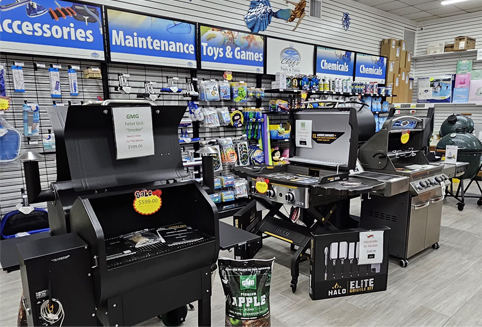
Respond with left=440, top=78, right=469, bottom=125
left=218, top=258, right=275, bottom=327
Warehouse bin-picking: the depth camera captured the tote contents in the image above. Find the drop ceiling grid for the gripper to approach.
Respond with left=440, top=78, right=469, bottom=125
left=353, top=0, right=482, bottom=22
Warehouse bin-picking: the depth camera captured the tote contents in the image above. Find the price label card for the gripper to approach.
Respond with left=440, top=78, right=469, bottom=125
left=445, top=145, right=458, bottom=164
left=358, top=231, right=384, bottom=265
left=478, top=49, right=482, bottom=61
left=133, top=189, right=162, bottom=215
left=112, top=106, right=155, bottom=160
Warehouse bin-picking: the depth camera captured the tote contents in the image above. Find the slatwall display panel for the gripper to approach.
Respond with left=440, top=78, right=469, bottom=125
left=98, top=0, right=416, bottom=55
left=0, top=54, right=103, bottom=217
left=415, top=13, right=482, bottom=57
left=411, top=50, right=482, bottom=131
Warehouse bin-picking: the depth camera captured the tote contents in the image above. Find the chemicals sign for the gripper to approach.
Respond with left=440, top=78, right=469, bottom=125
left=0, top=0, right=104, bottom=60
left=316, top=47, right=355, bottom=80
left=199, top=25, right=264, bottom=73
left=266, top=39, right=314, bottom=75
left=107, top=9, right=197, bottom=68
left=355, top=53, right=387, bottom=84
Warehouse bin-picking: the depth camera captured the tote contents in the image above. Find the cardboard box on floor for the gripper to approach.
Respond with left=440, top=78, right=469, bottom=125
left=381, top=39, right=398, bottom=59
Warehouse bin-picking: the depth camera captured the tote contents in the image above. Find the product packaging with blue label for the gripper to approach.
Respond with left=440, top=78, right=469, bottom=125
left=49, top=68, right=61, bottom=98
left=23, top=103, right=40, bottom=136
left=68, top=69, right=79, bottom=96
left=11, top=66, right=25, bottom=93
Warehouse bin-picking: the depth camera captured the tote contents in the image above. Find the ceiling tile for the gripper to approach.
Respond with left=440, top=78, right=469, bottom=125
left=437, top=10, right=468, bottom=16
left=413, top=15, right=438, bottom=22
left=465, top=8, right=482, bottom=12
left=355, top=0, right=394, bottom=5
left=454, top=1, right=482, bottom=10
left=374, top=1, right=410, bottom=11
left=389, top=6, right=421, bottom=15
left=414, top=1, right=444, bottom=10
left=404, top=11, right=436, bottom=19
left=430, top=6, right=465, bottom=14
left=400, top=0, right=433, bottom=5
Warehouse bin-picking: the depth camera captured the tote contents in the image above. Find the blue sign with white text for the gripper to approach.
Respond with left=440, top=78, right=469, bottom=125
left=316, top=47, right=354, bottom=79
left=200, top=25, right=264, bottom=73
left=107, top=9, right=197, bottom=68
left=0, top=0, right=104, bottom=60
left=355, top=53, right=387, bottom=84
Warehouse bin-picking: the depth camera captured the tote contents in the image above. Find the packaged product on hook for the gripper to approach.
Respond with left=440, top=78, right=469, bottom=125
left=23, top=103, right=40, bottom=136
left=231, top=82, right=248, bottom=103
left=0, top=115, right=21, bottom=163
left=0, top=65, right=6, bottom=96
left=217, top=107, right=231, bottom=126
left=202, top=107, right=220, bottom=128
left=204, top=80, right=220, bottom=101
left=11, top=65, right=25, bottom=93
left=49, top=68, right=61, bottom=98
left=218, top=138, right=237, bottom=164
left=218, top=80, right=231, bottom=100
left=68, top=68, right=78, bottom=96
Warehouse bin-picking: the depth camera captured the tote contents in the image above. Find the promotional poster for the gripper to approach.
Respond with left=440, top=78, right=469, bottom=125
left=316, top=47, right=355, bottom=80
left=417, top=76, right=453, bottom=103
left=354, top=53, right=387, bottom=84
left=107, top=9, right=196, bottom=68
left=0, top=0, right=104, bottom=60
left=200, top=25, right=264, bottom=73
left=266, top=38, right=314, bottom=75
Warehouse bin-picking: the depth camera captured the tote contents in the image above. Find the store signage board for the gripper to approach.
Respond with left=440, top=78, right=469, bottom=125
left=107, top=9, right=197, bottom=68
left=112, top=107, right=155, bottom=160
left=316, top=47, right=355, bottom=80
left=199, top=25, right=264, bottom=73
left=354, top=53, right=387, bottom=84
left=0, top=0, right=104, bottom=60
left=266, top=38, right=314, bottom=75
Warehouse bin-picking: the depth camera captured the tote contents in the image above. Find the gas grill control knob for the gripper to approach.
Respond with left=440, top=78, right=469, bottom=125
left=420, top=181, right=427, bottom=188
left=267, top=190, right=276, bottom=198
left=285, top=192, right=295, bottom=202
left=417, top=185, right=423, bottom=191
left=435, top=177, right=442, bottom=183
left=251, top=185, right=257, bottom=194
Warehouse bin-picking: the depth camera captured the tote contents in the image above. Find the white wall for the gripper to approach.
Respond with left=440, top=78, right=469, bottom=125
left=99, top=0, right=417, bottom=55
left=412, top=11, right=482, bottom=133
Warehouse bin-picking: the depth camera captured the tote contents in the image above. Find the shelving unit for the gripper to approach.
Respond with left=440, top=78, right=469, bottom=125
left=412, top=49, right=480, bottom=61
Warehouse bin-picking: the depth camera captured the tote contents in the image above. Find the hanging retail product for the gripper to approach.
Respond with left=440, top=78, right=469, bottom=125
left=144, top=82, right=159, bottom=101
left=0, top=65, right=6, bottom=96
left=0, top=115, right=21, bottom=163
left=188, top=101, right=204, bottom=122
left=42, top=131, right=56, bottom=151
left=83, top=67, right=102, bottom=79
left=237, top=141, right=249, bottom=166
left=23, top=103, right=40, bottom=136
left=219, top=138, right=238, bottom=165
left=49, top=67, right=61, bottom=98
left=11, top=65, right=25, bottom=93
left=68, top=68, right=79, bottom=96
left=116, top=74, right=131, bottom=94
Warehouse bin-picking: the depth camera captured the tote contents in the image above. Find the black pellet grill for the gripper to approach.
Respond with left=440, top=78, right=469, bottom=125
left=32, top=101, right=219, bottom=326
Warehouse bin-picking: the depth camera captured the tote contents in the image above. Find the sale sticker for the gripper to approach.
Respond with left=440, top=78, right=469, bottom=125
left=255, top=177, right=269, bottom=194
left=133, top=189, right=162, bottom=215
left=401, top=131, right=410, bottom=144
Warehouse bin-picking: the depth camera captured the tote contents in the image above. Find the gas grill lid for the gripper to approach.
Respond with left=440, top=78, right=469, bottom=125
left=64, top=104, right=187, bottom=191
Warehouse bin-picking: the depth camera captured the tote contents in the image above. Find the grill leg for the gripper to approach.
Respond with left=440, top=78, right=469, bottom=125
left=198, top=298, right=211, bottom=327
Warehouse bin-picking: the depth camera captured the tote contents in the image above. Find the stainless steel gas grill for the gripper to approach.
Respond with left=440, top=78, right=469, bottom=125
left=358, top=116, right=450, bottom=267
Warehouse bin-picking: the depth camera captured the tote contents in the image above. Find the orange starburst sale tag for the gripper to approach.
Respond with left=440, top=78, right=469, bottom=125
left=133, top=189, right=162, bottom=215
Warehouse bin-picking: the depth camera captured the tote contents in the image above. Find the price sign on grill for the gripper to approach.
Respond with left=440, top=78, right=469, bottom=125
left=133, top=189, right=162, bottom=215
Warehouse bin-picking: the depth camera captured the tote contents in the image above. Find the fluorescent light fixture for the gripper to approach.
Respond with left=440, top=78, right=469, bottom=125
left=441, top=0, right=471, bottom=5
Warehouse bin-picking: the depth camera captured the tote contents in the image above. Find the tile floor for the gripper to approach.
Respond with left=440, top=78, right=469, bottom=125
left=1, top=190, right=482, bottom=327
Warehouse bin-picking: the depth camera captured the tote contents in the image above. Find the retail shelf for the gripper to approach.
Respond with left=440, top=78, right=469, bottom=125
left=412, top=49, right=479, bottom=61
left=264, top=89, right=391, bottom=97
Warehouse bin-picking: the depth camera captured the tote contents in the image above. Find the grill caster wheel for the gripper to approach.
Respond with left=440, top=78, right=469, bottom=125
left=159, top=305, right=188, bottom=326
left=400, top=259, right=408, bottom=268
left=458, top=203, right=465, bottom=211
left=477, top=199, right=482, bottom=206
left=432, top=242, right=440, bottom=249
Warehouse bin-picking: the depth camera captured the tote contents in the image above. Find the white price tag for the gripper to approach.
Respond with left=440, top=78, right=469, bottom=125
left=91, top=67, right=100, bottom=72
left=71, top=65, right=80, bottom=70
left=36, top=63, right=46, bottom=68
left=478, top=49, right=482, bottom=61
left=14, top=62, right=24, bottom=67
left=295, top=120, right=312, bottom=148
left=445, top=145, right=458, bottom=164
left=52, top=64, right=62, bottom=69
left=358, top=231, right=384, bottom=265
left=112, top=106, right=155, bottom=160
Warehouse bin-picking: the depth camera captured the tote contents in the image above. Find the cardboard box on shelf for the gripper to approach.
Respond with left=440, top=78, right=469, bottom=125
left=445, top=44, right=455, bottom=52
left=386, top=72, right=395, bottom=84
left=393, top=74, right=401, bottom=98
left=400, top=50, right=407, bottom=67
left=405, top=52, right=412, bottom=71
left=454, top=36, right=476, bottom=51
left=381, top=39, right=398, bottom=59
left=427, top=42, right=445, bottom=54
left=388, top=60, right=400, bottom=75
left=397, top=40, right=407, bottom=52
left=395, top=46, right=401, bottom=60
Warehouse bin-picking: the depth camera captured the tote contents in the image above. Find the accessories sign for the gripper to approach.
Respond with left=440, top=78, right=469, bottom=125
left=0, top=0, right=104, bottom=60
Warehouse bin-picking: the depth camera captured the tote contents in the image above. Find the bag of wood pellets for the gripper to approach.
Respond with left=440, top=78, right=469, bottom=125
left=218, top=258, right=275, bottom=327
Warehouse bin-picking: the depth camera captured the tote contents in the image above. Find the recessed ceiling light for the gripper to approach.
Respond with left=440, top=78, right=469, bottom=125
left=441, top=0, right=471, bottom=5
